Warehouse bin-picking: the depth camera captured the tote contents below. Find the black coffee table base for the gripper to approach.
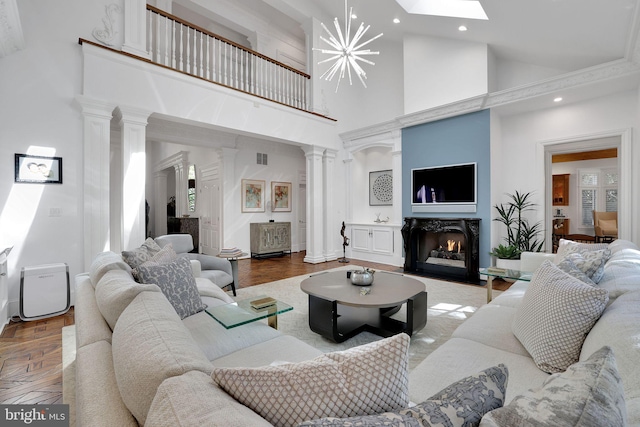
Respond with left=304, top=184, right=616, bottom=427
left=307, top=291, right=427, bottom=343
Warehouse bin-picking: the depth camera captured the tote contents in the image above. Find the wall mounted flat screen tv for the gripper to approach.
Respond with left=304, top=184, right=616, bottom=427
left=411, top=162, right=477, bottom=213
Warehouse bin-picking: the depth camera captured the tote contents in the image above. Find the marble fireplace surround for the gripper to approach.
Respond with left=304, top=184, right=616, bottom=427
left=402, top=217, right=481, bottom=283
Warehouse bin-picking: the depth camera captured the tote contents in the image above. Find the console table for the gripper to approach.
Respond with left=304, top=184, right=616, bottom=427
left=250, top=222, right=291, bottom=258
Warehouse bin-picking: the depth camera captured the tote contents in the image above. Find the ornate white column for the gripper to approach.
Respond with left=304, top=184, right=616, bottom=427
left=76, top=96, right=116, bottom=270
left=323, top=149, right=338, bottom=261
left=115, top=106, right=150, bottom=251
left=303, top=145, right=325, bottom=263
left=173, top=161, right=189, bottom=217
left=343, top=152, right=354, bottom=223
left=123, top=0, right=150, bottom=58
left=391, top=133, right=403, bottom=223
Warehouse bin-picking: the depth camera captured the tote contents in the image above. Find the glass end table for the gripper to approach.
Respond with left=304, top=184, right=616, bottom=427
left=205, top=295, right=292, bottom=329
left=479, top=268, right=533, bottom=303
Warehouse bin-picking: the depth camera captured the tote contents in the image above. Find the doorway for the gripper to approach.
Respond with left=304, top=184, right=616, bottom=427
left=543, top=131, right=630, bottom=249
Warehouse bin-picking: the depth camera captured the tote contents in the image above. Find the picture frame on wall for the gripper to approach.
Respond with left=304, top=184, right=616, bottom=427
left=241, top=179, right=265, bottom=212
left=271, top=181, right=292, bottom=212
left=15, top=153, right=63, bottom=184
left=369, top=170, right=393, bottom=206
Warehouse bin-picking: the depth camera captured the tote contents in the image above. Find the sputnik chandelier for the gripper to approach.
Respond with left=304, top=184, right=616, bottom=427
left=314, top=0, right=383, bottom=92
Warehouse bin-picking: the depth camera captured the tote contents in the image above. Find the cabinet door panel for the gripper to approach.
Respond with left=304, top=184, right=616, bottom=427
left=351, top=227, right=371, bottom=251
left=371, top=228, right=393, bottom=254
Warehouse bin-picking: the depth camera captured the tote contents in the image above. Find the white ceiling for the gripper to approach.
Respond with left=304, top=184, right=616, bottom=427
left=265, top=0, right=639, bottom=73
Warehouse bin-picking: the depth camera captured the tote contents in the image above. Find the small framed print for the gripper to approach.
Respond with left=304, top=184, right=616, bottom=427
left=15, top=153, right=63, bottom=184
left=369, top=170, right=392, bottom=206
left=271, top=181, right=292, bottom=212
left=241, top=179, right=265, bottom=212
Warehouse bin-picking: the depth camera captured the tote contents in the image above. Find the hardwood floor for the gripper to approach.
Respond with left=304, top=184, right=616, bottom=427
left=0, top=252, right=509, bottom=406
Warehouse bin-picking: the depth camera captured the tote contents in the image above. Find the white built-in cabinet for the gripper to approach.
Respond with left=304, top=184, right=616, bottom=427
left=348, top=223, right=402, bottom=265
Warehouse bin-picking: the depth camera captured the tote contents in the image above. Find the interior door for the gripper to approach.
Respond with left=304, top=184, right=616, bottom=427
left=200, top=166, right=221, bottom=256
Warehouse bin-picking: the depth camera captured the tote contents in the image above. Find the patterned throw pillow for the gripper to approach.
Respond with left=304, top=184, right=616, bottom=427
left=556, top=256, right=595, bottom=285
left=132, top=244, right=178, bottom=281
left=212, top=334, right=410, bottom=427
left=121, top=237, right=163, bottom=269
left=135, top=257, right=206, bottom=319
left=554, top=239, right=611, bottom=283
left=480, top=347, right=626, bottom=427
left=512, top=261, right=609, bottom=373
left=299, top=365, right=508, bottom=427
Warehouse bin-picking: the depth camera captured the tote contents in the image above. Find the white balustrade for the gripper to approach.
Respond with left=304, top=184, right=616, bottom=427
left=147, top=6, right=309, bottom=111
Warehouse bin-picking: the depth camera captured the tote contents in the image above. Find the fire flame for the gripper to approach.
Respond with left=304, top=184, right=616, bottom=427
left=446, top=240, right=462, bottom=253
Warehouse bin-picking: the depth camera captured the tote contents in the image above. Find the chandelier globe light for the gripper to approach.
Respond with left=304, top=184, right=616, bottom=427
left=314, top=0, right=383, bottom=92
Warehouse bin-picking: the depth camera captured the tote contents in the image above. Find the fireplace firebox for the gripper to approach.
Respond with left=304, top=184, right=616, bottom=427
left=401, top=217, right=480, bottom=283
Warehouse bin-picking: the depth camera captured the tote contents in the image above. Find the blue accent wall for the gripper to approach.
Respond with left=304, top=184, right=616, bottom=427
left=402, top=109, right=491, bottom=269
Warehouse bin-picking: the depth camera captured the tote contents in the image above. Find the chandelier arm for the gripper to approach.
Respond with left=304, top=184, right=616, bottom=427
left=352, top=55, right=376, bottom=66
left=318, top=36, right=343, bottom=52
left=346, top=6, right=353, bottom=46
left=353, top=32, right=384, bottom=51
left=317, top=54, right=343, bottom=65
left=348, top=57, right=368, bottom=87
left=348, top=23, right=368, bottom=50
left=333, top=18, right=347, bottom=51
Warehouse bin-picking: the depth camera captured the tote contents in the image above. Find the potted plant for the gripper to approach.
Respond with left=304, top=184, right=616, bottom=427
left=490, top=190, right=545, bottom=269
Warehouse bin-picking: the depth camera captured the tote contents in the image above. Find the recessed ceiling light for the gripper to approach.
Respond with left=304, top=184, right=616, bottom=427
left=554, top=97, right=563, bottom=102
left=458, top=25, right=467, bottom=31
left=393, top=18, right=400, bottom=24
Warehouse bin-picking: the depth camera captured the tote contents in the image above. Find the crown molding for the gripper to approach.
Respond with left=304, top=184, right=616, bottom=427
left=0, top=0, right=25, bottom=58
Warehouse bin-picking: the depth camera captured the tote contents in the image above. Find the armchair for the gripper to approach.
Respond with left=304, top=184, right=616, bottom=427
left=155, top=234, right=236, bottom=295
left=592, top=211, right=618, bottom=241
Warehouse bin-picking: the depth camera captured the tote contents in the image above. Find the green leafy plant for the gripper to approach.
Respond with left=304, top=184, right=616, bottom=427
left=491, top=191, right=545, bottom=259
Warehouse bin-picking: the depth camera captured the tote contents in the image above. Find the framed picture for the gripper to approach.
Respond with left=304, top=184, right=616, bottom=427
left=15, top=153, right=63, bottom=184
left=241, top=179, right=265, bottom=212
left=369, top=170, right=393, bottom=206
left=271, top=181, right=292, bottom=212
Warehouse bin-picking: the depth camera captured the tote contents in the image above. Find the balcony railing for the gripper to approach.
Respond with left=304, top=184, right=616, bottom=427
left=146, top=5, right=309, bottom=111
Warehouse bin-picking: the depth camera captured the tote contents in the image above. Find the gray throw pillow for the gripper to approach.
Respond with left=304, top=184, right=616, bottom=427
left=556, top=256, right=595, bottom=285
left=299, top=364, right=508, bottom=427
left=480, top=346, right=626, bottom=427
left=121, top=237, right=163, bottom=269
left=512, top=261, right=609, bottom=374
left=136, top=257, right=206, bottom=319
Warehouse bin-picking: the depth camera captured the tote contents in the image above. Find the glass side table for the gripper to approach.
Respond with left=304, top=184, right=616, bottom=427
left=479, top=268, right=533, bottom=303
left=205, top=295, right=292, bottom=329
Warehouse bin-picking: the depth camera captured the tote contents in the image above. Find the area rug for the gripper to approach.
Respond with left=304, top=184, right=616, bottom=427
left=61, top=266, right=497, bottom=425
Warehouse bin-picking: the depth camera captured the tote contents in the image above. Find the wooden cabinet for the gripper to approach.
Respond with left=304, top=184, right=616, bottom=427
left=250, top=222, right=291, bottom=258
left=552, top=174, right=570, bottom=206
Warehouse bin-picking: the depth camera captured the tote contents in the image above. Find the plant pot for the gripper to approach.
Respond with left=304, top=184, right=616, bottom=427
left=496, top=258, right=521, bottom=282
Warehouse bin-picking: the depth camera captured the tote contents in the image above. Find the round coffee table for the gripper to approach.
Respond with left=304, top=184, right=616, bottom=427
left=300, top=270, right=427, bottom=343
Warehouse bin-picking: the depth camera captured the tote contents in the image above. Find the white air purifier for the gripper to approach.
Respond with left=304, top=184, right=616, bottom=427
left=20, top=263, right=70, bottom=321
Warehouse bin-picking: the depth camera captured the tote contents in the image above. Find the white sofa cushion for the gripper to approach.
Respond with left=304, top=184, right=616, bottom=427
left=94, top=269, right=161, bottom=330
left=212, top=333, right=410, bottom=427
left=89, top=251, right=132, bottom=286
left=480, top=346, right=626, bottom=427
left=112, top=291, right=213, bottom=425
left=512, top=261, right=609, bottom=374
left=145, top=371, right=273, bottom=427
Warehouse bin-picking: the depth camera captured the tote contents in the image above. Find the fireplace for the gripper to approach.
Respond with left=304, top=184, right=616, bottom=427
left=401, top=217, right=480, bottom=283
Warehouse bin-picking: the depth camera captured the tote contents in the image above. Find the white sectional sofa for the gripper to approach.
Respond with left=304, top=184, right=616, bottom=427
left=74, top=239, right=640, bottom=426
left=410, top=238, right=640, bottom=425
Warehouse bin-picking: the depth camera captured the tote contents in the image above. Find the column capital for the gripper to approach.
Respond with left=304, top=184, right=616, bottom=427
left=303, top=145, right=325, bottom=158
left=323, top=148, right=338, bottom=160
left=75, top=95, right=116, bottom=118
left=113, top=105, right=151, bottom=126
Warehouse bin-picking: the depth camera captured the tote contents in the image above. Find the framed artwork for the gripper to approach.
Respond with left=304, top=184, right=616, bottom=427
left=241, top=179, right=265, bottom=212
left=15, top=153, right=63, bottom=184
left=271, top=181, right=292, bottom=212
left=369, top=170, right=393, bottom=206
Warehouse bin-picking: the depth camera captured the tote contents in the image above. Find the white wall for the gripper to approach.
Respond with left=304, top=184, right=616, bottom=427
left=224, top=140, right=306, bottom=253
left=351, top=147, right=395, bottom=224
left=403, top=35, right=489, bottom=114
left=496, top=89, right=640, bottom=246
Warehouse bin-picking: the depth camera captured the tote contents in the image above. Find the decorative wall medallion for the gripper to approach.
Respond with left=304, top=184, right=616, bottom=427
left=369, top=170, right=392, bottom=206
left=92, top=3, right=121, bottom=46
